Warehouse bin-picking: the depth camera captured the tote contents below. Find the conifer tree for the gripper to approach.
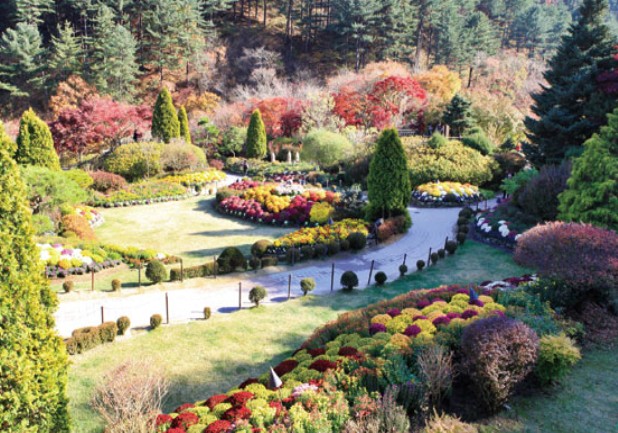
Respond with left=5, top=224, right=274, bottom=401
left=0, top=143, right=70, bottom=432
left=367, top=128, right=411, bottom=218
left=0, top=120, right=16, bottom=154
left=151, top=88, right=180, bottom=143
left=15, top=108, right=61, bottom=170
left=49, top=21, right=83, bottom=82
left=524, top=0, right=618, bottom=165
left=178, top=106, right=192, bottom=144
left=443, top=94, right=475, bottom=136
left=245, top=109, right=267, bottom=159
left=558, top=108, right=618, bottom=231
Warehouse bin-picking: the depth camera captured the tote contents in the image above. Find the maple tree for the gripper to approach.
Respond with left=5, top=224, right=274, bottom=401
left=248, top=97, right=303, bottom=138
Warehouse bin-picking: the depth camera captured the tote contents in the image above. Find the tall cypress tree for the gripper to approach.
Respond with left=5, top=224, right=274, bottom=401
left=245, top=109, right=267, bottom=159
left=178, top=106, right=192, bottom=144
left=151, top=88, right=180, bottom=143
left=367, top=128, right=411, bottom=218
left=15, top=108, right=61, bottom=170
left=524, top=0, right=618, bottom=165
left=0, top=143, right=70, bottom=432
left=558, top=108, right=618, bottom=231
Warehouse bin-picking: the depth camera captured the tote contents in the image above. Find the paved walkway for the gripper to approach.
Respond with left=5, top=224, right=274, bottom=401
left=54, top=203, right=475, bottom=337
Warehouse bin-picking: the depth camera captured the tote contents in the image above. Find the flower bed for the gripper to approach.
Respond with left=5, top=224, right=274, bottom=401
left=225, top=157, right=319, bottom=178
left=474, top=204, right=532, bottom=249
left=74, top=206, right=104, bottom=228
left=412, top=181, right=481, bottom=206
left=160, top=169, right=226, bottom=188
left=90, top=180, right=189, bottom=208
left=271, top=219, right=368, bottom=249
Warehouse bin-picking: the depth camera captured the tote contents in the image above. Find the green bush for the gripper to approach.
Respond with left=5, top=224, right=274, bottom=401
left=416, top=260, right=425, bottom=271
left=399, top=264, right=408, bottom=276
left=65, top=169, right=93, bottom=189
left=300, top=277, right=316, bottom=296
left=62, top=281, right=74, bottom=293
left=286, top=248, right=301, bottom=264
left=327, top=241, right=341, bottom=256
left=374, top=271, right=387, bottom=286
left=145, top=260, right=168, bottom=283
left=203, top=307, right=211, bottom=320
left=261, top=256, right=278, bottom=268
left=152, top=88, right=180, bottom=143
left=21, top=165, right=89, bottom=216
left=111, top=279, right=121, bottom=291
left=217, top=247, right=246, bottom=273
left=313, top=243, right=328, bottom=257
left=340, top=271, right=359, bottom=291
left=251, top=240, right=273, bottom=258
left=99, top=322, right=118, bottom=343
left=104, top=142, right=163, bottom=181
left=445, top=241, right=458, bottom=254
left=427, top=132, right=448, bottom=149
left=456, top=232, right=466, bottom=244
left=249, top=285, right=267, bottom=306
left=301, top=129, right=353, bottom=166
left=249, top=256, right=261, bottom=270
left=160, top=142, right=207, bottom=173
left=169, top=262, right=216, bottom=281
left=32, top=214, right=54, bottom=235
left=535, top=334, right=581, bottom=386
left=246, top=110, right=267, bottom=158
left=150, top=314, right=163, bottom=329
left=16, top=108, right=61, bottom=170
left=430, top=252, right=439, bottom=264
left=461, top=126, right=494, bottom=155
left=347, top=232, right=367, bottom=251
left=116, top=316, right=131, bottom=335
left=437, top=249, right=446, bottom=258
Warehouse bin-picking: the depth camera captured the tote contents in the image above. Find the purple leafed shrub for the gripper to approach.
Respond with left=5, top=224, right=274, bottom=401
left=369, top=323, right=387, bottom=335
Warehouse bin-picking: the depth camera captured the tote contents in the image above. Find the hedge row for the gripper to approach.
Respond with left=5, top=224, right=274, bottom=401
left=65, top=321, right=118, bottom=355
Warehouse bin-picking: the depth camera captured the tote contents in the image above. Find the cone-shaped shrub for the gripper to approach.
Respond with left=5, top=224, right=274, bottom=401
left=151, top=88, right=180, bottom=143
left=178, top=105, right=191, bottom=144
left=15, top=108, right=61, bottom=170
left=245, top=109, right=267, bottom=158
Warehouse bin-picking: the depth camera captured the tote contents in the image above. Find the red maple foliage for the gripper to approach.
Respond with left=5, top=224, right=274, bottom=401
left=247, top=97, right=303, bottom=138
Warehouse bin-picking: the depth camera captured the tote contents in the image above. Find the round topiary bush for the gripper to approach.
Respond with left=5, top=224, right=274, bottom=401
left=340, top=271, right=359, bottom=291
left=111, top=279, right=121, bottom=291
left=399, top=264, right=408, bottom=277
left=203, top=307, right=211, bottom=320
left=251, top=240, right=272, bottom=258
left=340, top=239, right=351, bottom=251
left=300, top=245, right=314, bottom=260
left=300, top=278, right=316, bottom=296
left=116, top=316, right=131, bottom=335
left=249, top=285, right=267, bottom=306
left=438, top=249, right=446, bottom=258
left=445, top=240, right=458, bottom=254
left=416, top=260, right=425, bottom=271
left=145, top=260, right=168, bottom=283
left=313, top=243, right=328, bottom=258
left=217, top=247, right=246, bottom=273
left=459, top=207, right=474, bottom=219
left=347, top=232, right=367, bottom=251
left=374, top=271, right=387, bottom=286
left=63, top=281, right=74, bottom=293
left=249, top=256, right=261, bottom=271
left=150, top=314, right=163, bottom=329
left=456, top=232, right=467, bottom=244
left=327, top=241, right=341, bottom=256
left=430, top=252, right=439, bottom=264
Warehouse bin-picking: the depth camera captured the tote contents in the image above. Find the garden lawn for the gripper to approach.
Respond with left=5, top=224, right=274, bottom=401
left=94, top=196, right=292, bottom=266
left=68, top=241, right=529, bottom=433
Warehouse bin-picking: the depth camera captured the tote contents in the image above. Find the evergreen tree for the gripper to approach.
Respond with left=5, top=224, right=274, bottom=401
left=178, top=106, right=192, bottom=144
left=367, top=128, right=411, bottom=218
left=524, top=0, right=618, bottom=165
left=14, top=0, right=53, bottom=25
left=245, top=109, right=267, bottom=159
left=443, top=94, right=475, bottom=136
left=558, top=107, right=618, bottom=231
left=91, top=6, right=139, bottom=99
left=15, top=109, right=61, bottom=170
left=151, top=88, right=180, bottom=143
left=0, top=120, right=17, bottom=154
left=0, top=141, right=70, bottom=432
left=431, top=0, right=469, bottom=68
left=0, top=23, right=47, bottom=103
left=49, top=21, right=84, bottom=82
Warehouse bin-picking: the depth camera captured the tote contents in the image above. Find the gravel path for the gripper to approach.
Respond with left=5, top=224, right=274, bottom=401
left=54, top=203, right=474, bottom=337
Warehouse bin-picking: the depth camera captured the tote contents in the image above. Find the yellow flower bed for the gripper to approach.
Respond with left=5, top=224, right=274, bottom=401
left=273, top=219, right=369, bottom=248
left=161, top=169, right=226, bottom=186
left=415, top=181, right=480, bottom=199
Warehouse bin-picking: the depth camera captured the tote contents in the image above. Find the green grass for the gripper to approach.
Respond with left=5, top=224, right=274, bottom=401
left=94, top=196, right=292, bottom=266
left=68, top=241, right=529, bottom=433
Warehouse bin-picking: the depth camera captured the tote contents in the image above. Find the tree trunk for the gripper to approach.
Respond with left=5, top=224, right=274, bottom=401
left=263, top=0, right=267, bottom=26
left=467, top=66, right=473, bottom=88
left=414, top=11, right=425, bottom=71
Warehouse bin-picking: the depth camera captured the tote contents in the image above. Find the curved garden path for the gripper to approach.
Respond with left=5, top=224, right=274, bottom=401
left=55, top=201, right=490, bottom=337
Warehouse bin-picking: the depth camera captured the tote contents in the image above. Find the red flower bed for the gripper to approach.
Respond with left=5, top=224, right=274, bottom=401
left=223, top=405, right=252, bottom=421
left=225, top=391, right=254, bottom=407
left=308, top=359, right=338, bottom=372
left=204, top=420, right=233, bottom=433
left=274, top=359, right=299, bottom=376
left=204, top=394, right=228, bottom=409
left=171, top=412, right=199, bottom=429
left=269, top=401, right=284, bottom=417
left=229, top=180, right=261, bottom=190
left=338, top=346, right=360, bottom=357
left=307, top=347, right=326, bottom=357
left=165, top=428, right=186, bottom=433
left=174, top=403, right=195, bottom=413
left=155, top=414, right=173, bottom=427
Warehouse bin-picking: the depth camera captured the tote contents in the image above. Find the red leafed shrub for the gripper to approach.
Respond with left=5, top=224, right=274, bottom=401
left=239, top=378, right=260, bottom=389
left=269, top=401, right=284, bottom=417
left=461, top=317, right=538, bottom=413
left=308, top=359, right=338, bottom=372
left=461, top=310, right=478, bottom=320
left=247, top=98, right=303, bottom=138
left=209, top=159, right=225, bottom=170
left=171, top=412, right=199, bottom=429
left=174, top=403, right=195, bottom=413
left=204, top=394, right=228, bottom=410
left=338, top=346, right=360, bottom=357
left=223, top=405, right=252, bottom=421
left=273, top=359, right=299, bottom=377
left=514, top=222, right=618, bottom=309
left=307, top=347, right=326, bottom=357
left=432, top=316, right=451, bottom=327
left=225, top=391, right=254, bottom=407
left=165, top=428, right=187, bottom=433
left=377, top=215, right=409, bottom=241
left=89, top=170, right=127, bottom=193
left=204, top=419, right=233, bottom=433
left=155, top=413, right=173, bottom=427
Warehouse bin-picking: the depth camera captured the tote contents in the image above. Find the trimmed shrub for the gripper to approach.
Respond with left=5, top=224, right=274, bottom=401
left=301, top=129, right=353, bottom=166
left=300, top=278, right=316, bottom=296
left=64, top=169, right=93, bottom=189
left=461, top=317, right=538, bottom=412
left=456, top=232, right=466, bottom=244
left=399, top=264, right=408, bottom=277
left=261, top=256, right=278, bottom=268
left=203, top=307, right=211, bottom=320
left=251, top=240, right=272, bottom=258
left=327, top=241, right=341, bottom=256
left=249, top=285, right=267, bottom=307
left=89, top=171, right=127, bottom=193
left=286, top=248, right=301, bottom=264
left=422, top=412, right=478, bottom=433
left=348, top=232, right=367, bottom=251
left=416, top=260, right=425, bottom=271
left=245, top=109, right=267, bottom=158
left=15, top=108, right=61, bottom=170
left=375, top=271, right=387, bottom=286
left=313, top=243, right=328, bottom=258
left=377, top=215, right=410, bottom=241
left=99, top=322, right=118, bottom=343
left=300, top=245, right=314, bottom=260
left=117, top=316, right=131, bottom=335
left=518, top=162, right=571, bottom=222
left=249, top=256, right=261, bottom=270
left=160, top=142, right=206, bottom=173
left=427, top=132, right=449, bottom=149
left=461, top=126, right=494, bottom=155
left=145, top=260, right=168, bottom=283
left=430, top=252, right=439, bottom=264
left=63, top=281, right=74, bottom=293
left=104, top=142, right=163, bottom=181
left=341, top=271, right=359, bottom=291
left=445, top=241, right=458, bottom=254
left=514, top=222, right=618, bottom=309
left=437, top=249, right=446, bottom=258
left=217, top=247, right=246, bottom=273
left=111, top=279, right=121, bottom=291
left=535, top=334, right=581, bottom=386
left=169, top=262, right=216, bottom=281
left=150, top=314, right=163, bottom=329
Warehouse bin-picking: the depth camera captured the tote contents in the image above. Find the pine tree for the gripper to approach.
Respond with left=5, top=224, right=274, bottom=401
left=367, top=128, right=411, bottom=218
left=245, top=109, right=267, bottom=159
left=431, top=1, right=469, bottom=68
left=14, top=0, right=53, bottom=25
left=15, top=108, right=61, bottom=170
left=49, top=21, right=84, bottom=82
left=151, top=88, right=180, bottom=143
left=0, top=142, right=70, bottom=432
left=558, top=107, right=618, bottom=231
left=524, top=0, right=618, bottom=165
left=443, top=94, right=475, bottom=136
left=178, top=106, right=192, bottom=144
